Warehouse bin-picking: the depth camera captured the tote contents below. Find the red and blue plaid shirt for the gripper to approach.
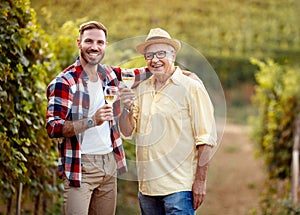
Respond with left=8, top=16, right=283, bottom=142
left=46, top=58, right=150, bottom=187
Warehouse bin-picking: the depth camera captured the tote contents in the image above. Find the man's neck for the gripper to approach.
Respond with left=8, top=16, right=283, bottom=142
left=154, top=74, right=171, bottom=84
left=81, top=59, right=98, bottom=82
left=153, top=73, right=171, bottom=92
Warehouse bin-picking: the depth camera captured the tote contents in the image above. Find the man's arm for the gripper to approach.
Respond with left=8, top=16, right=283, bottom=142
left=120, top=67, right=199, bottom=88
left=62, top=105, right=113, bottom=137
left=189, top=80, right=216, bottom=210
left=192, top=144, right=212, bottom=210
left=119, top=107, right=135, bottom=137
left=118, top=88, right=136, bottom=137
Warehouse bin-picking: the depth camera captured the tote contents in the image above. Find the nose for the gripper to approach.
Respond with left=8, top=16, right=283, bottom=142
left=152, top=54, right=159, bottom=62
left=91, top=42, right=100, bottom=50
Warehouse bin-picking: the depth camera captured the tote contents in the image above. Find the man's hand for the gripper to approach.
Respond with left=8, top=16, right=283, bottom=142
left=119, top=87, right=135, bottom=110
left=93, top=104, right=113, bottom=125
left=192, top=144, right=211, bottom=210
left=62, top=104, right=113, bottom=137
left=182, top=70, right=201, bottom=82
left=192, top=179, right=206, bottom=210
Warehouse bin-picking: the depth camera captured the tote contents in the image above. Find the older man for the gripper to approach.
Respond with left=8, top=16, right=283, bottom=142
left=119, top=28, right=217, bottom=215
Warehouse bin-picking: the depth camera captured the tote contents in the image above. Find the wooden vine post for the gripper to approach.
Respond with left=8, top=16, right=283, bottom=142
left=292, top=118, right=300, bottom=205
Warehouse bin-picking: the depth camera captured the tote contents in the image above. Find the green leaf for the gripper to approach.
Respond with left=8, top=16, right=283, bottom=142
left=22, top=146, right=29, bottom=154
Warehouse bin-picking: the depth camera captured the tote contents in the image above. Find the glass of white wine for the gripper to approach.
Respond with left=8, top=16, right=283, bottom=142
left=121, top=69, right=135, bottom=89
left=104, top=86, right=119, bottom=106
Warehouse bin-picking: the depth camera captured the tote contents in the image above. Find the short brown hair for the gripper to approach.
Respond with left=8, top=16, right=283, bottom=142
left=79, top=21, right=108, bottom=39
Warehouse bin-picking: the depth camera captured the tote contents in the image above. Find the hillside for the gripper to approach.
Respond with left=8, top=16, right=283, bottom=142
left=30, top=0, right=300, bottom=108
left=30, top=0, right=299, bottom=62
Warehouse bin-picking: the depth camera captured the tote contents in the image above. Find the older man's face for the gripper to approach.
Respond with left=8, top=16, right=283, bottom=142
left=144, top=43, right=175, bottom=76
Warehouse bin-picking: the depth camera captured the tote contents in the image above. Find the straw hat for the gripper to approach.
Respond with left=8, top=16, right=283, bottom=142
left=136, top=28, right=181, bottom=54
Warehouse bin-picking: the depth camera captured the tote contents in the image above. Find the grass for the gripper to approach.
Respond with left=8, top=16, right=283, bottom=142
left=117, top=180, right=139, bottom=215
left=227, top=104, right=257, bottom=125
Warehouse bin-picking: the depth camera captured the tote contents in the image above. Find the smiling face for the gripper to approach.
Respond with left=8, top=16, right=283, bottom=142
left=144, top=43, right=176, bottom=76
left=77, top=28, right=107, bottom=66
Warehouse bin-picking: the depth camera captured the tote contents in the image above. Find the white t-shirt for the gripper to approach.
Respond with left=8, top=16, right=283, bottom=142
left=81, top=78, right=113, bottom=154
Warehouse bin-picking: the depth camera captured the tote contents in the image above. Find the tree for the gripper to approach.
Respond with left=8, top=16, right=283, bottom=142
left=0, top=0, right=61, bottom=213
left=250, top=58, right=300, bottom=214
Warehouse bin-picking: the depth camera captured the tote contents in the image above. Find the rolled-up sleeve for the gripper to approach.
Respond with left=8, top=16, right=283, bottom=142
left=46, top=77, right=73, bottom=138
left=190, top=82, right=217, bottom=147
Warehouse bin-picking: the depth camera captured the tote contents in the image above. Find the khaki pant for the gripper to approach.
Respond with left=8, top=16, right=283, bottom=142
left=63, top=152, right=117, bottom=215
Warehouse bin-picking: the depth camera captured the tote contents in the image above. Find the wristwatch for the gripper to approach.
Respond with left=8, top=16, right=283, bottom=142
left=87, top=117, right=95, bottom=127
left=123, top=106, right=133, bottom=114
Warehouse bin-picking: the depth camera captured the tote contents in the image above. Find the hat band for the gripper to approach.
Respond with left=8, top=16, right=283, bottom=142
left=146, top=36, right=170, bottom=41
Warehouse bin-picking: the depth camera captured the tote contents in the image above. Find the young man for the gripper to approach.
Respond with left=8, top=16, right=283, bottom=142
left=46, top=21, right=122, bottom=215
left=119, top=28, right=217, bottom=215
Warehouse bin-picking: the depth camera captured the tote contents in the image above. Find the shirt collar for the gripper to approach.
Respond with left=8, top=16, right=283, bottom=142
left=170, top=66, right=183, bottom=85
left=75, top=57, right=107, bottom=83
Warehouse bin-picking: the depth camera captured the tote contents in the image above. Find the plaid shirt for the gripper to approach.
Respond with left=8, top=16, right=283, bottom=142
left=46, top=58, right=150, bottom=187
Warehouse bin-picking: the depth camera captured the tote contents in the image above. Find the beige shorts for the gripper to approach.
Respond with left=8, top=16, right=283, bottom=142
left=63, top=152, right=117, bottom=215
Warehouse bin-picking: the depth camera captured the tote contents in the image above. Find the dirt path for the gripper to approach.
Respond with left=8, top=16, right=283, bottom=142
left=117, top=123, right=267, bottom=215
left=198, top=123, right=266, bottom=215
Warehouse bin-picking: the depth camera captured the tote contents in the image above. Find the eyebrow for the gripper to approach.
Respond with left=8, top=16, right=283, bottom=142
left=83, top=38, right=106, bottom=43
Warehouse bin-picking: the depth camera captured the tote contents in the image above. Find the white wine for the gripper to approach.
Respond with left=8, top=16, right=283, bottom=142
left=122, top=76, right=135, bottom=88
left=104, top=86, right=118, bottom=106
left=105, top=95, right=117, bottom=106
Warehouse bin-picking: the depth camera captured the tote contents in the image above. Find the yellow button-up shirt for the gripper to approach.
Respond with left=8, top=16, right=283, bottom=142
left=132, top=67, right=217, bottom=195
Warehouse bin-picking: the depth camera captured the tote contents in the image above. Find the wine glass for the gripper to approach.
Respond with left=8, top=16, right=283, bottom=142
left=104, top=86, right=119, bottom=106
left=121, top=69, right=135, bottom=88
